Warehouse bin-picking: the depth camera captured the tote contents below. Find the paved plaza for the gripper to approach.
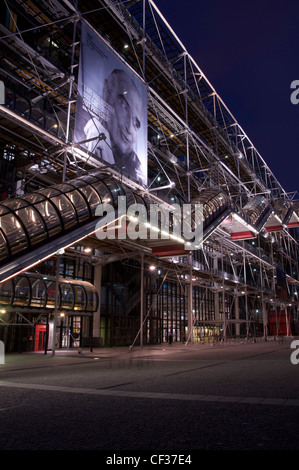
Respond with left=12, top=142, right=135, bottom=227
left=0, top=338, right=298, bottom=455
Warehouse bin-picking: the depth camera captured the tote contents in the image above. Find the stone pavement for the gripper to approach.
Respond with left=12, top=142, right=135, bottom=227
left=0, top=336, right=298, bottom=452
left=1, top=335, right=296, bottom=370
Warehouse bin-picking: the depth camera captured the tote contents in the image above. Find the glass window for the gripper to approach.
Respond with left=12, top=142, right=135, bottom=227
left=85, top=286, right=98, bottom=311
left=0, top=279, right=13, bottom=304
left=38, top=187, right=61, bottom=199
left=64, top=189, right=89, bottom=222
left=49, top=194, right=77, bottom=230
left=21, top=193, right=46, bottom=205
left=15, top=206, right=47, bottom=246
left=30, top=278, right=47, bottom=307
left=14, top=276, right=30, bottom=306
left=77, top=184, right=101, bottom=216
left=103, top=179, right=125, bottom=205
left=34, top=200, right=62, bottom=236
left=0, top=230, right=9, bottom=260
left=64, top=258, right=75, bottom=278
left=2, top=198, right=27, bottom=211
left=0, top=204, right=10, bottom=216
left=0, top=213, right=28, bottom=254
left=60, top=283, right=74, bottom=310
left=73, top=285, right=86, bottom=311
left=45, top=280, right=60, bottom=309
left=90, top=180, right=113, bottom=205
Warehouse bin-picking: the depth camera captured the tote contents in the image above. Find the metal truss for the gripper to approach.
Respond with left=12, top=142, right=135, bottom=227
left=0, top=0, right=298, bottom=340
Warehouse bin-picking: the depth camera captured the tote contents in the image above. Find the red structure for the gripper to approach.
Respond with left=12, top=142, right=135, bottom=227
left=268, top=311, right=293, bottom=336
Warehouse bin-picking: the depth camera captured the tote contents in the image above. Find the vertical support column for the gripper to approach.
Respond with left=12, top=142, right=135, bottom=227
left=242, top=243, right=249, bottom=338
left=93, top=263, right=102, bottom=346
left=214, top=292, right=220, bottom=323
left=63, top=14, right=79, bottom=182
left=284, top=303, right=290, bottom=337
left=140, top=254, right=144, bottom=347
left=187, top=252, right=193, bottom=343
left=220, top=244, right=227, bottom=342
left=235, top=294, right=240, bottom=337
left=51, top=253, right=61, bottom=357
left=262, top=297, right=268, bottom=340
left=213, top=255, right=220, bottom=336
left=142, top=0, right=146, bottom=79
left=183, top=53, right=191, bottom=204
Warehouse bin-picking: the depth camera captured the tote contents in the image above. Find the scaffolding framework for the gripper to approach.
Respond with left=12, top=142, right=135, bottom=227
left=0, top=0, right=298, bottom=348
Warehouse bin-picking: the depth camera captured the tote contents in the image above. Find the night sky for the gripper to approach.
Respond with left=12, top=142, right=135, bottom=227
left=155, top=0, right=299, bottom=198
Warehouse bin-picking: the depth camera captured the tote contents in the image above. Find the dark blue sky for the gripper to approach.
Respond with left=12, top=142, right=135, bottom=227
left=156, top=0, right=299, bottom=198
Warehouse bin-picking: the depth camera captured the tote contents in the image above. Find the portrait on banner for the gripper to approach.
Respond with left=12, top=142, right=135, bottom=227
left=74, top=24, right=147, bottom=185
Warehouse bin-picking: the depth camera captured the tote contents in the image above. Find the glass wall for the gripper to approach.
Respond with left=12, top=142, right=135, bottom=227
left=0, top=172, right=140, bottom=264
left=146, top=280, right=188, bottom=344
left=0, top=273, right=98, bottom=312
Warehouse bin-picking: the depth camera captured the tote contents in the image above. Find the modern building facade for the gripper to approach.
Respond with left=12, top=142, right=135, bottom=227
left=0, top=0, right=298, bottom=352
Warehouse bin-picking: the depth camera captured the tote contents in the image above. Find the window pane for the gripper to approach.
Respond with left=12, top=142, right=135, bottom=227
left=74, top=285, right=86, bottom=310
left=85, top=286, right=98, bottom=311
left=14, top=277, right=30, bottom=306
left=60, top=283, right=74, bottom=310
left=45, top=280, right=60, bottom=309
left=65, top=190, right=89, bottom=222
left=0, top=279, right=13, bottom=304
left=15, top=206, right=47, bottom=246
left=77, top=185, right=101, bottom=216
left=49, top=194, right=77, bottom=230
left=30, top=279, right=47, bottom=307
left=34, top=200, right=62, bottom=236
left=0, top=213, right=27, bottom=254
left=90, top=180, right=112, bottom=204
left=0, top=230, right=9, bottom=260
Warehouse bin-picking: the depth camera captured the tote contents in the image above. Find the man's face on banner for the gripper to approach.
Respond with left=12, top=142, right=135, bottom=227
left=108, top=75, right=142, bottom=156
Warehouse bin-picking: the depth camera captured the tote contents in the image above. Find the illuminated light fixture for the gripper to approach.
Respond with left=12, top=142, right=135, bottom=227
left=84, top=247, right=92, bottom=253
left=149, top=265, right=156, bottom=271
left=0, top=309, right=6, bottom=314
left=124, top=44, right=129, bottom=49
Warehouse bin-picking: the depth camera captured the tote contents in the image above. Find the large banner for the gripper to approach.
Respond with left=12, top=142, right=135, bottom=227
left=74, top=23, right=147, bottom=185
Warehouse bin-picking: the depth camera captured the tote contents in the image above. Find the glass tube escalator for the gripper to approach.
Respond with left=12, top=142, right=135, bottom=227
left=0, top=172, right=138, bottom=268
left=192, top=189, right=232, bottom=232
left=0, top=273, right=99, bottom=313
left=273, top=200, right=293, bottom=226
left=242, top=196, right=272, bottom=231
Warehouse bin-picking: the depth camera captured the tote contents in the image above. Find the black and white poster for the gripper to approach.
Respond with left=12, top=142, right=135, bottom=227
left=74, top=23, right=147, bottom=185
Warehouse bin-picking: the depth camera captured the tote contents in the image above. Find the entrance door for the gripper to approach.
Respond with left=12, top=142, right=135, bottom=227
left=34, top=324, right=47, bottom=351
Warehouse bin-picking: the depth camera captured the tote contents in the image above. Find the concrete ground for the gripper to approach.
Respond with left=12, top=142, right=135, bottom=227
left=0, top=337, right=298, bottom=456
